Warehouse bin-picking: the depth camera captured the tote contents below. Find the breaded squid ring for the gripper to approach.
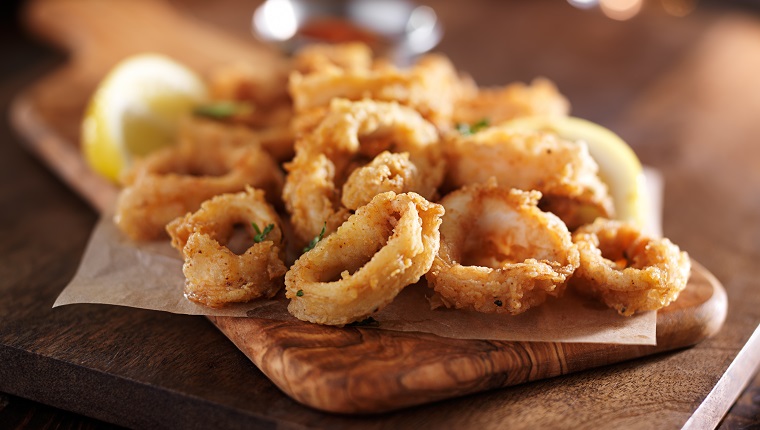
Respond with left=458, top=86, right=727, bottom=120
left=166, top=186, right=287, bottom=308
left=282, top=152, right=352, bottom=245
left=426, top=180, right=580, bottom=315
left=341, top=151, right=418, bottom=210
left=284, top=98, right=444, bottom=243
left=181, top=111, right=295, bottom=163
left=444, top=127, right=613, bottom=229
left=289, top=54, right=467, bottom=126
left=285, top=192, right=443, bottom=326
left=115, top=139, right=283, bottom=241
left=570, top=218, right=691, bottom=316
left=452, top=77, right=570, bottom=126
left=292, top=42, right=373, bottom=74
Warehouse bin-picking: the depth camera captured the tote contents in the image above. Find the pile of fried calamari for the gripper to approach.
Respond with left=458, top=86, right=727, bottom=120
left=113, top=43, right=690, bottom=325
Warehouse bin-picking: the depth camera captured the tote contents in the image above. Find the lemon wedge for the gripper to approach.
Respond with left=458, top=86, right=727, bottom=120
left=500, top=116, right=647, bottom=227
left=81, top=54, right=208, bottom=182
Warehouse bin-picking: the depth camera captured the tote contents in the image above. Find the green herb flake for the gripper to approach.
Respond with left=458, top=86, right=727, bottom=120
left=193, top=101, right=251, bottom=119
left=296, top=289, right=304, bottom=297
left=471, top=118, right=490, bottom=133
left=302, top=222, right=327, bottom=253
left=348, top=317, right=379, bottom=327
left=456, top=118, right=490, bottom=136
left=251, top=222, right=275, bottom=243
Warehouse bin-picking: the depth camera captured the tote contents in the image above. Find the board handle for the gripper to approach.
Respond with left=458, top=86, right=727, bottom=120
left=23, top=0, right=287, bottom=77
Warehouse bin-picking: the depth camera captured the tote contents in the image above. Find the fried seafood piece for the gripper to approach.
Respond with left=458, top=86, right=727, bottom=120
left=290, top=105, right=330, bottom=138
left=293, top=42, right=373, bottom=74
left=570, top=218, right=691, bottom=316
left=205, top=59, right=296, bottom=159
left=285, top=192, right=443, bottom=326
left=445, top=127, right=613, bottom=229
left=283, top=152, right=351, bottom=246
left=452, top=77, right=570, bottom=126
left=289, top=53, right=469, bottom=126
left=426, top=181, right=580, bottom=315
left=115, top=139, right=284, bottom=241
left=166, top=187, right=287, bottom=307
left=179, top=116, right=294, bottom=162
left=208, top=61, right=289, bottom=108
left=341, top=151, right=418, bottom=210
left=284, top=98, right=444, bottom=243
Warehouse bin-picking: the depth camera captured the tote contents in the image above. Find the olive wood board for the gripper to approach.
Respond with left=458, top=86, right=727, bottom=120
left=10, top=0, right=729, bottom=414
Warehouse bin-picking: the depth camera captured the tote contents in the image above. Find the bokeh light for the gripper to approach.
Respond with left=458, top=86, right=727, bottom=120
left=253, top=0, right=298, bottom=41
left=661, top=0, right=698, bottom=17
left=600, top=0, right=643, bottom=21
left=568, top=0, right=600, bottom=9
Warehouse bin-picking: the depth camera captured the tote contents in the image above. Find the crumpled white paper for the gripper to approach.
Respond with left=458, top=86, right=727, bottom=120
left=55, top=169, right=665, bottom=345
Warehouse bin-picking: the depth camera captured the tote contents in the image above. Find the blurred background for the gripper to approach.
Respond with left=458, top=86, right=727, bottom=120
left=3, top=0, right=758, bottom=127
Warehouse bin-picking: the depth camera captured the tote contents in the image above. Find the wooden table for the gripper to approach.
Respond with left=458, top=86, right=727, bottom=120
left=2, top=0, right=759, bottom=428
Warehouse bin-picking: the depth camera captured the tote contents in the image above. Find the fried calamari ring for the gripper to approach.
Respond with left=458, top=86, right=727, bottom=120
left=207, top=61, right=289, bottom=108
left=166, top=186, right=287, bottom=308
left=289, top=54, right=467, bottom=126
left=426, top=180, right=579, bottom=315
left=445, top=127, right=613, bottom=229
left=293, top=42, right=373, bottom=74
left=282, top=152, right=352, bottom=246
left=179, top=116, right=294, bottom=162
left=341, top=151, right=418, bottom=210
left=284, top=98, right=444, bottom=243
left=115, top=138, right=284, bottom=241
left=204, top=59, right=295, bottom=158
left=452, top=77, right=570, bottom=126
left=570, top=218, right=691, bottom=316
left=285, top=192, right=443, bottom=326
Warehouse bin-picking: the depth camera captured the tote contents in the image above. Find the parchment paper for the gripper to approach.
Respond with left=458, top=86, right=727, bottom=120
left=55, top=169, right=665, bottom=345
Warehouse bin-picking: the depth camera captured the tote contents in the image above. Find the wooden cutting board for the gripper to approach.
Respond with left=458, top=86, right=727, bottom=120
left=12, top=0, right=728, bottom=414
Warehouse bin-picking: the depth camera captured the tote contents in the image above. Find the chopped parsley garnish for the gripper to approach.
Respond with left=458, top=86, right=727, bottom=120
left=456, top=118, right=490, bottom=135
left=302, top=222, right=327, bottom=253
left=348, top=317, right=379, bottom=327
left=296, top=289, right=304, bottom=297
left=251, top=222, right=274, bottom=243
left=193, top=101, right=252, bottom=119
left=455, top=123, right=470, bottom=134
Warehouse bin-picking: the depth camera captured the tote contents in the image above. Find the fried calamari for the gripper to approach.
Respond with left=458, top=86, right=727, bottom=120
left=341, top=151, right=419, bottom=210
left=292, top=42, right=373, bottom=74
left=115, top=138, right=283, bottom=241
left=289, top=53, right=468, bottom=126
left=110, top=41, right=694, bottom=322
left=445, top=127, right=613, bottom=229
left=283, top=98, right=444, bottom=243
left=452, top=77, right=569, bottom=126
left=286, top=192, right=443, bottom=325
left=570, top=218, right=691, bottom=316
left=426, top=180, right=579, bottom=315
left=166, top=186, right=287, bottom=307
left=179, top=116, right=294, bottom=162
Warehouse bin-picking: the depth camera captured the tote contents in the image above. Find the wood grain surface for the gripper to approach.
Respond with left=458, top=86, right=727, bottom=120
left=212, top=262, right=724, bottom=413
left=3, top=0, right=760, bottom=428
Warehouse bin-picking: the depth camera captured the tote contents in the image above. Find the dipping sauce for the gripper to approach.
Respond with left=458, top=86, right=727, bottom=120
left=298, top=18, right=381, bottom=46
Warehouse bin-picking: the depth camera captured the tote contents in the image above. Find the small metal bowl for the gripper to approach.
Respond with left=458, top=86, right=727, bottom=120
left=252, top=0, right=442, bottom=63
